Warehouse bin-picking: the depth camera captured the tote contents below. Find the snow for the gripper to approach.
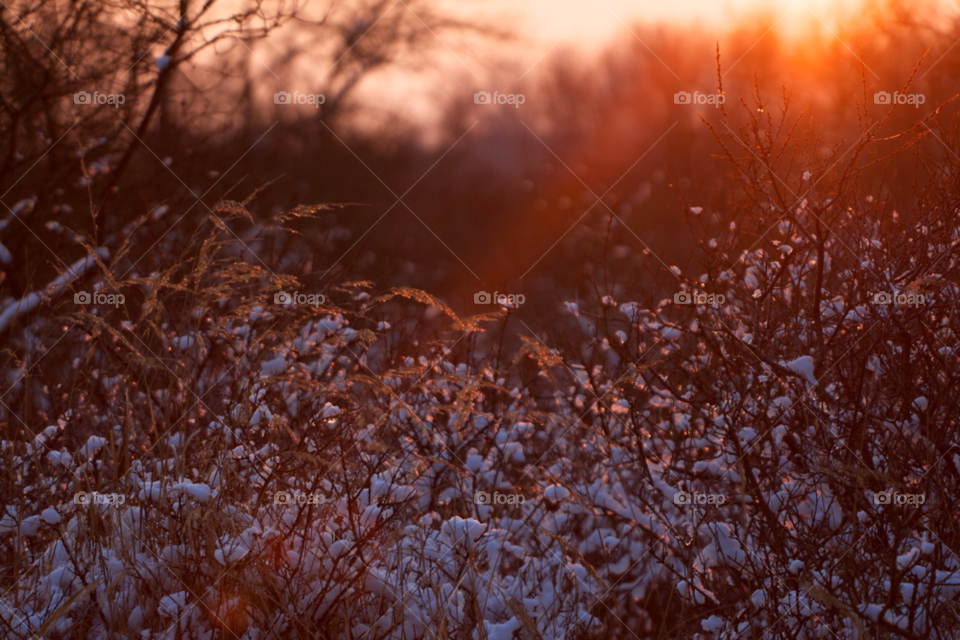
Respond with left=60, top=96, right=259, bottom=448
left=158, top=591, right=188, bottom=617
left=699, top=523, right=746, bottom=567
left=897, top=548, right=919, bottom=569
left=260, top=356, right=287, bottom=376
left=2, top=192, right=958, bottom=638
left=782, top=355, right=817, bottom=385
left=138, top=481, right=164, bottom=501
left=171, top=482, right=213, bottom=502
left=0, top=249, right=108, bottom=333
left=544, top=485, right=571, bottom=501
left=47, top=450, right=74, bottom=470
left=321, top=402, right=341, bottom=418
left=440, top=517, right=487, bottom=547
left=701, top=615, right=724, bottom=632
left=484, top=618, right=522, bottom=640
left=660, top=326, right=681, bottom=340
left=860, top=603, right=883, bottom=622
left=465, top=454, right=484, bottom=473
left=17, top=515, right=41, bottom=537
left=502, top=441, right=526, bottom=463
left=127, top=606, right=144, bottom=630
left=171, top=335, right=195, bottom=350
left=215, top=541, right=250, bottom=565
left=78, top=435, right=106, bottom=459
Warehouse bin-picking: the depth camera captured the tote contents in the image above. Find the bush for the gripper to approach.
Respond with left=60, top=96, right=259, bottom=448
left=3, top=5, right=960, bottom=639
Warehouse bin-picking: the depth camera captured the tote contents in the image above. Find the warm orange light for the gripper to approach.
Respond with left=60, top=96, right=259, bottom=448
left=451, top=0, right=875, bottom=50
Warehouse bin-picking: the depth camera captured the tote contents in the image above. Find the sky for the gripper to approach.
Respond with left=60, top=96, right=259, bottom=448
left=332, top=0, right=870, bottom=140
left=259, top=0, right=887, bottom=140
left=445, top=0, right=872, bottom=50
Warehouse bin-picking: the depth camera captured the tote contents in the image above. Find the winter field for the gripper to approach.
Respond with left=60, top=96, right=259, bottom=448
left=2, top=1, right=960, bottom=638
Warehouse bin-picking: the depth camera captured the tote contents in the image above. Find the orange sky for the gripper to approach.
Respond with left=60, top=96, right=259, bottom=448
left=257, top=0, right=899, bottom=141
left=444, top=0, right=872, bottom=49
